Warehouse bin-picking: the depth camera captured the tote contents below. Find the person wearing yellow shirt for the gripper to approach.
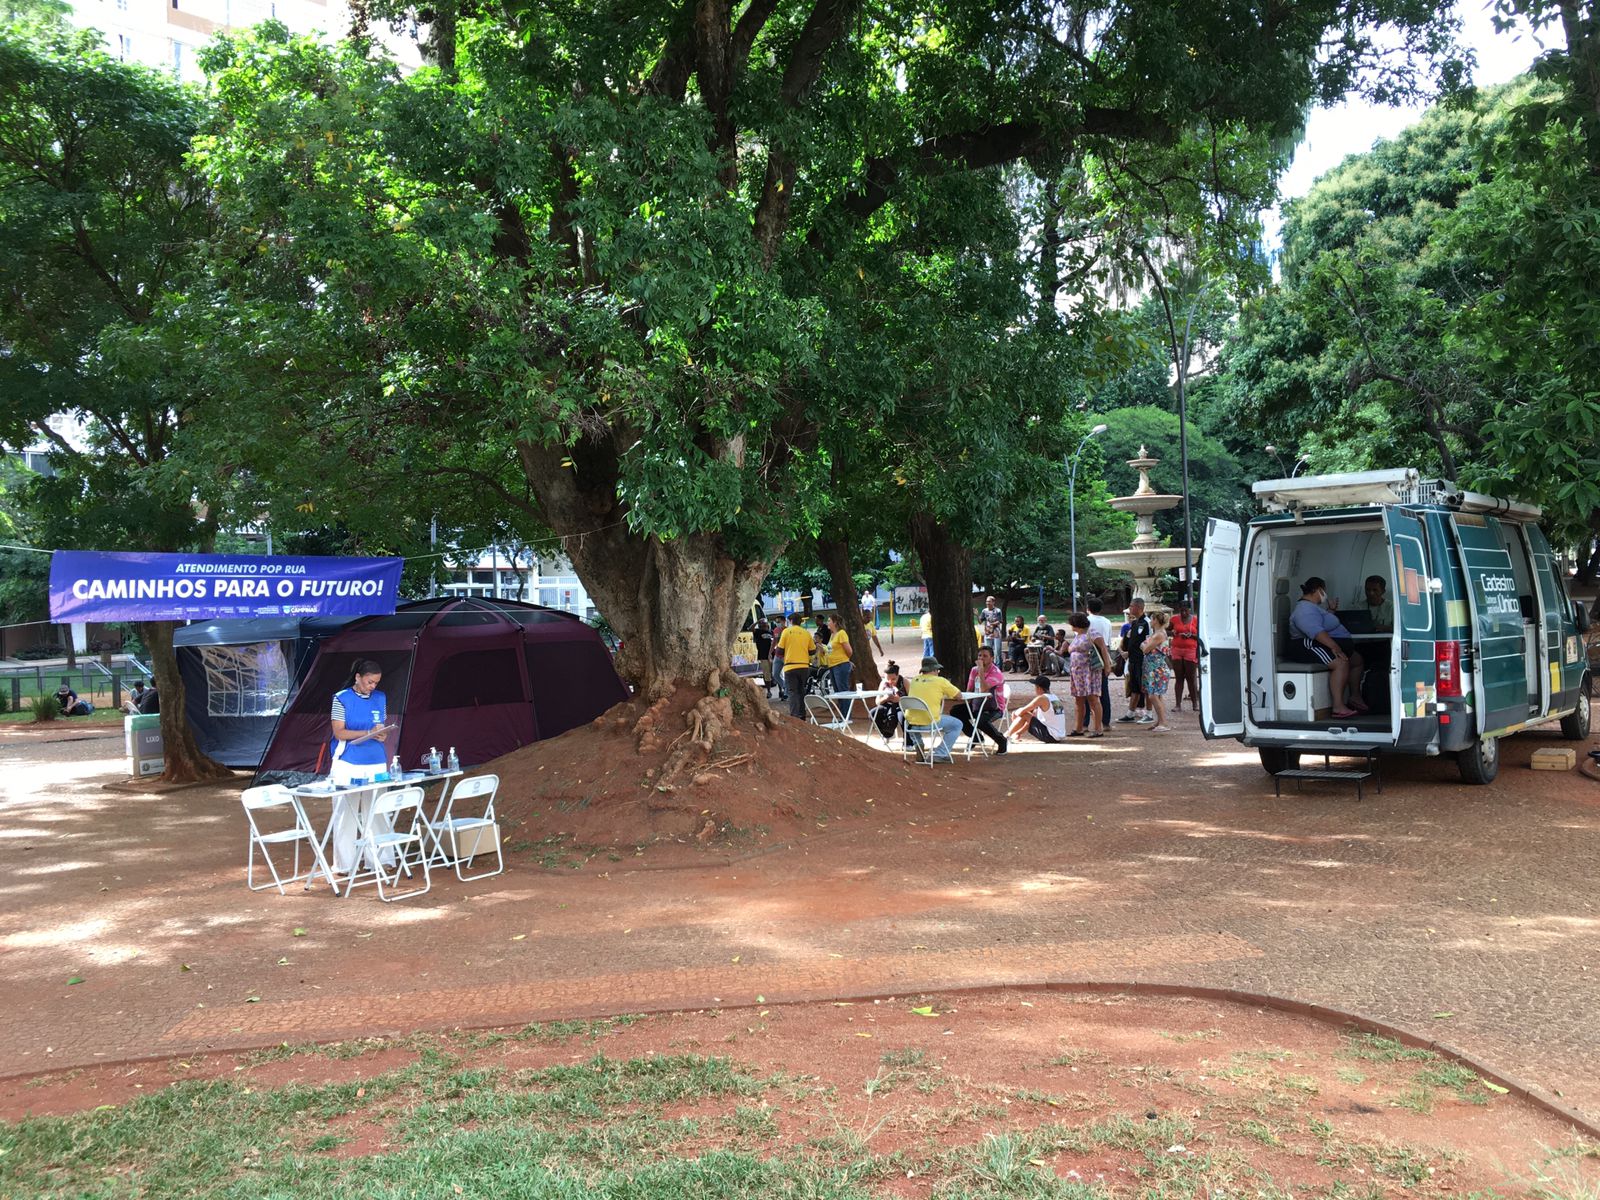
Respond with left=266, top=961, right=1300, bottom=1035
left=823, top=621, right=853, bottom=695
left=919, top=610, right=934, bottom=657
left=775, top=613, right=815, bottom=719
left=904, top=656, right=964, bottom=762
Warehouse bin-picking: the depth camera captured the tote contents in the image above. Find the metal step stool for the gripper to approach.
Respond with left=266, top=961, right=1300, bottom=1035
left=1274, top=748, right=1382, bottom=801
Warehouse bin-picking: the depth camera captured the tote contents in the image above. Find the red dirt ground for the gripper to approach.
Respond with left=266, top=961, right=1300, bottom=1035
left=4, top=990, right=1590, bottom=1196
left=489, top=683, right=973, bottom=855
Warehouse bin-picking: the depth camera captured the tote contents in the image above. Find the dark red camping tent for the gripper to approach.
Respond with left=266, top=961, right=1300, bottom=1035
left=252, top=598, right=628, bottom=785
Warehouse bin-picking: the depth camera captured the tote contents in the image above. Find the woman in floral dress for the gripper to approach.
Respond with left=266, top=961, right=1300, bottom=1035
left=1066, top=614, right=1106, bottom=737
left=1141, top=610, right=1173, bottom=731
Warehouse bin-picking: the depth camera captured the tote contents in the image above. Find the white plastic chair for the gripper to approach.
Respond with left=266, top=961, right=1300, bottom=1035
left=240, top=784, right=319, bottom=894
left=346, top=786, right=431, bottom=901
left=898, top=696, right=945, bottom=765
left=803, top=692, right=851, bottom=733
left=425, top=774, right=503, bottom=882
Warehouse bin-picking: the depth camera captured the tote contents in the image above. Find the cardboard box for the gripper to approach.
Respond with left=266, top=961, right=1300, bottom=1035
left=450, top=822, right=499, bottom=861
left=1531, top=747, right=1576, bottom=771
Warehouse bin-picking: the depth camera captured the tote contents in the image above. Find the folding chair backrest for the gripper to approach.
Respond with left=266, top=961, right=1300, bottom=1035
left=371, top=786, right=424, bottom=818
left=803, top=694, right=836, bottom=724
left=241, top=784, right=296, bottom=811
left=449, top=774, right=499, bottom=818
left=899, top=696, right=935, bottom=729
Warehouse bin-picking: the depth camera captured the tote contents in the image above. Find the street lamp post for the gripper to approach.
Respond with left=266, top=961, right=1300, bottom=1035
left=1176, top=286, right=1213, bottom=605
left=1291, top=456, right=1311, bottom=477
left=1068, top=423, right=1109, bottom=612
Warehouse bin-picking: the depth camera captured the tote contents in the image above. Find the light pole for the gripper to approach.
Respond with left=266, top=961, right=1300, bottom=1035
left=1265, top=444, right=1286, bottom=476
left=1176, top=285, right=1214, bottom=606
left=1068, top=423, right=1108, bottom=612
left=1291, top=455, right=1311, bottom=477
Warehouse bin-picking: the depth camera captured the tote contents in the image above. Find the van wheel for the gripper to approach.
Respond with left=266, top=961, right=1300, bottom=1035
left=1457, top=736, right=1500, bottom=785
left=1259, top=747, right=1301, bottom=775
left=1559, top=675, right=1591, bottom=740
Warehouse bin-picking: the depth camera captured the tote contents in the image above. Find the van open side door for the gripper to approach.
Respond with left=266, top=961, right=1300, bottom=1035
left=1198, top=518, right=1245, bottom=739
left=1526, top=524, right=1579, bottom=713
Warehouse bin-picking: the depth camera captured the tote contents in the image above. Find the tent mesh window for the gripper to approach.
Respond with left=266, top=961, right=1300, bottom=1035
left=200, top=642, right=291, bottom=717
left=430, top=648, right=525, bottom=708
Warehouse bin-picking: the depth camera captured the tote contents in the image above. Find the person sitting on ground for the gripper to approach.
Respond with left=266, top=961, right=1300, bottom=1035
left=136, top=680, right=160, bottom=714
left=1066, top=613, right=1108, bottom=736
left=962, top=645, right=1010, bottom=754
left=904, top=656, right=965, bottom=763
left=1007, top=615, right=1029, bottom=672
left=1364, top=575, right=1394, bottom=632
left=872, top=661, right=907, bottom=740
left=1008, top=675, right=1067, bottom=744
left=54, top=683, right=93, bottom=717
left=1287, top=576, right=1368, bottom=718
left=122, top=680, right=148, bottom=716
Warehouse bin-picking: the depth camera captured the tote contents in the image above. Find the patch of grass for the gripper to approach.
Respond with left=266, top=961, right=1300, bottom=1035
left=1235, top=1119, right=1283, bottom=1147
left=1335, top=1067, right=1368, bottom=1086
left=1391, top=1082, right=1435, bottom=1114
left=1340, top=1033, right=1436, bottom=1064
left=1417, top=1062, right=1493, bottom=1106
left=879, top=1047, right=926, bottom=1069
left=243, top=1036, right=396, bottom=1066
left=1159, top=1028, right=1223, bottom=1043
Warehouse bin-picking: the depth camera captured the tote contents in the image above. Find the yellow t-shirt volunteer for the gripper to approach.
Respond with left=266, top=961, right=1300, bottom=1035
left=905, top=673, right=960, bottom=727
left=919, top=612, right=933, bottom=640
left=776, top=624, right=814, bottom=669
left=824, top=628, right=851, bottom=667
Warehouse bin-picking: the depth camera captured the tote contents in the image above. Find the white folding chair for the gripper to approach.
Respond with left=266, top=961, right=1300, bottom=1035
left=803, top=692, right=851, bottom=733
left=898, top=697, right=944, bottom=765
left=424, top=773, right=503, bottom=882
left=867, top=702, right=900, bottom=748
left=964, top=684, right=1012, bottom=759
left=347, top=786, right=431, bottom=901
left=240, top=784, right=319, bottom=894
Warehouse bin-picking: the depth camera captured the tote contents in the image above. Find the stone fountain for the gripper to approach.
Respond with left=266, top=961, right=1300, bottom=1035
left=1088, top=446, right=1201, bottom=612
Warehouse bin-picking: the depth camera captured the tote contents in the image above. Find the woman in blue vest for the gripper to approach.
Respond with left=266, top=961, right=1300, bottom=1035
left=328, top=658, right=390, bottom=786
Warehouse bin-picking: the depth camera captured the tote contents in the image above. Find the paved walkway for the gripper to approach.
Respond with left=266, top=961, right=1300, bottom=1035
left=2, top=717, right=1598, bottom=1125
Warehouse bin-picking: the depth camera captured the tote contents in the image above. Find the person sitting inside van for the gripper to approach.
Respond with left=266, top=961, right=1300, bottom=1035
left=1287, top=577, right=1369, bottom=718
left=1364, top=575, right=1394, bottom=632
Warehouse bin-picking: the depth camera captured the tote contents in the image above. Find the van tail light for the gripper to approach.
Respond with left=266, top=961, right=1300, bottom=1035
left=1436, top=640, right=1463, bottom=698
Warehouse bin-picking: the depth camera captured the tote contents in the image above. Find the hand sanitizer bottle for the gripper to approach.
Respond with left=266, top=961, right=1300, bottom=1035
left=390, top=754, right=403, bottom=779
left=428, top=746, right=440, bottom=772
left=447, top=746, right=459, bottom=772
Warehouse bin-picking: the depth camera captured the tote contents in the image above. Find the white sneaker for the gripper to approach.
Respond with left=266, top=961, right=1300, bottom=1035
left=1136, top=714, right=1156, bottom=724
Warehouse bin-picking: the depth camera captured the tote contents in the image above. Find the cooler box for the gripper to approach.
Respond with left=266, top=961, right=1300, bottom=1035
left=125, top=713, right=164, bottom=777
left=449, top=822, right=500, bottom=861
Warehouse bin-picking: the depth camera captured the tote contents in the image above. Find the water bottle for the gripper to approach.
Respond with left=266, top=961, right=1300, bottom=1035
left=446, top=746, right=459, bottom=772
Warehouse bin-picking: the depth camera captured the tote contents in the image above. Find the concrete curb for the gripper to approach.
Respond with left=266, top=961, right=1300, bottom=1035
left=6, top=979, right=1595, bottom=1140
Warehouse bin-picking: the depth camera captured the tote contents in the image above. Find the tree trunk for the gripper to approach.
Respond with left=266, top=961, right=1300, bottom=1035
left=909, top=512, right=976, bottom=689
left=137, top=620, right=231, bottom=785
left=516, top=437, right=778, bottom=701
left=815, top=535, right=881, bottom=692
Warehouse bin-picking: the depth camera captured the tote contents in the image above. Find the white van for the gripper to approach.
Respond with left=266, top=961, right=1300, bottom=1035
left=1199, top=470, right=1592, bottom=784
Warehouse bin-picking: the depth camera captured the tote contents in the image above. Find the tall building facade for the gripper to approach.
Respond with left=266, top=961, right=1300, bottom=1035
left=64, top=0, right=420, bottom=81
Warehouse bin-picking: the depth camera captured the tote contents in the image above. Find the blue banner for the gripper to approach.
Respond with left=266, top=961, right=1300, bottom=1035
left=48, top=551, right=404, bottom=623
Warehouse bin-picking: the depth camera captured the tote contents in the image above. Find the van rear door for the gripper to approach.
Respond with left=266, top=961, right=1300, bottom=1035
left=1384, top=508, right=1433, bottom=722
left=1526, top=524, right=1580, bottom=713
left=1449, top=514, right=1529, bottom=735
left=1199, top=518, right=1245, bottom=739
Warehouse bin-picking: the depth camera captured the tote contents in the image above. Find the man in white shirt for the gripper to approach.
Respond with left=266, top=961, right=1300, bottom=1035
left=1086, top=598, right=1115, bottom=723
left=857, top=586, right=883, bottom=653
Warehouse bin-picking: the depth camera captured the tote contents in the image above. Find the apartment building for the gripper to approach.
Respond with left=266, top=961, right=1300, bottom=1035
left=65, top=0, right=420, bottom=82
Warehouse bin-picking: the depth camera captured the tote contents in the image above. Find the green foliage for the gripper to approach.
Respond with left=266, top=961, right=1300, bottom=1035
left=28, top=693, right=58, bottom=722
left=1215, top=35, right=1600, bottom=549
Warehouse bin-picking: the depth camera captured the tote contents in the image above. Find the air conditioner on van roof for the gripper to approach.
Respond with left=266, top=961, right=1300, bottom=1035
left=1253, top=469, right=1421, bottom=513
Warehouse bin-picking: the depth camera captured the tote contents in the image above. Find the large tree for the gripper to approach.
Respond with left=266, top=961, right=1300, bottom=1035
left=0, top=25, right=233, bottom=781
left=194, top=1, right=1464, bottom=710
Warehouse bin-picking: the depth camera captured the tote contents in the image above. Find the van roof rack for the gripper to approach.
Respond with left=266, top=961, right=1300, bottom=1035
left=1253, top=469, right=1542, bottom=521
